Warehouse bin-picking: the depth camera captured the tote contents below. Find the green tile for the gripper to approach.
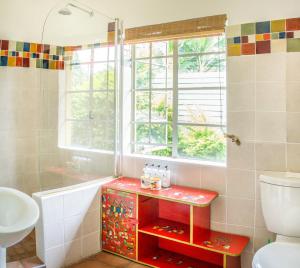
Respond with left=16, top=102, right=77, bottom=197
left=56, top=46, right=64, bottom=55
left=241, top=23, right=255, bottom=35
left=227, top=38, right=234, bottom=44
left=287, top=38, right=300, bottom=52
left=16, top=42, right=23, bottom=51
left=271, top=32, right=279, bottom=39
left=36, top=59, right=43, bottom=68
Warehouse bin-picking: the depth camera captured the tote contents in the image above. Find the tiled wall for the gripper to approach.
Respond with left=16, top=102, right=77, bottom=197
left=227, top=17, right=300, bottom=56
left=122, top=16, right=300, bottom=268
left=33, top=179, right=109, bottom=268
left=0, top=40, right=64, bottom=69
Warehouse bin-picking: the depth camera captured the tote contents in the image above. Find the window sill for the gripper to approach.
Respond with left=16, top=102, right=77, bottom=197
left=58, top=145, right=114, bottom=155
left=124, top=153, right=226, bottom=168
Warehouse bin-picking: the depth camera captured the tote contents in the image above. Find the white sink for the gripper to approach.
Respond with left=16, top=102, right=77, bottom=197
left=0, top=187, right=39, bottom=268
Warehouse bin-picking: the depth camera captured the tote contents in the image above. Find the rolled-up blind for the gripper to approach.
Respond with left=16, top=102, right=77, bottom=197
left=108, top=14, right=227, bottom=44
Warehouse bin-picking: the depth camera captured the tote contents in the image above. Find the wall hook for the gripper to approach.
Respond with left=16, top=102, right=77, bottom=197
left=224, top=133, right=241, bottom=146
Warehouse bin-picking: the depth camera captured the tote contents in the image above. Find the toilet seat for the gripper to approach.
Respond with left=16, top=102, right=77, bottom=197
left=252, top=242, right=300, bottom=268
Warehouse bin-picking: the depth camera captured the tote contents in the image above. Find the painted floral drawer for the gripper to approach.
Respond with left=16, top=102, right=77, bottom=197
left=102, top=188, right=137, bottom=260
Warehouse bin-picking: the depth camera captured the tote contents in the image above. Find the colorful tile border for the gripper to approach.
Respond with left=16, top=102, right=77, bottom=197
left=0, top=40, right=65, bottom=69
left=226, top=17, right=300, bottom=56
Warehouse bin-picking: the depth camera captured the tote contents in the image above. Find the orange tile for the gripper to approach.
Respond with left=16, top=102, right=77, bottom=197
left=286, top=17, right=300, bottom=31
left=8, top=57, right=16, bottom=66
left=263, top=33, right=270, bottom=40
left=242, top=43, right=256, bottom=55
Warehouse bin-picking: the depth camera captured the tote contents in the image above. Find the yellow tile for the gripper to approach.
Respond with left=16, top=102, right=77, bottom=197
left=1, top=51, right=7, bottom=56
left=8, top=57, right=16, bottom=66
left=227, top=44, right=241, bottom=56
left=271, top=19, right=285, bottom=32
left=30, top=43, right=37, bottom=53
left=256, top=34, right=264, bottom=41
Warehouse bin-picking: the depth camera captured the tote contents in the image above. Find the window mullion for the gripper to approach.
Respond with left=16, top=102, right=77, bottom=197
left=131, top=45, right=136, bottom=153
left=149, top=43, right=152, bottom=144
left=89, top=47, right=95, bottom=149
left=172, top=40, right=179, bottom=158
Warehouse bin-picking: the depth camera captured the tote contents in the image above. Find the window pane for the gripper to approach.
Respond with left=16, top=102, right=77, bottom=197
left=94, top=47, right=108, bottom=61
left=93, top=91, right=114, bottom=121
left=178, top=54, right=226, bottom=88
left=108, top=62, right=115, bottom=90
left=151, top=58, right=173, bottom=88
left=135, top=123, right=150, bottom=143
left=152, top=41, right=167, bottom=57
left=93, top=63, right=108, bottom=90
left=69, top=64, right=90, bottom=91
left=109, top=46, right=115, bottom=61
left=135, top=144, right=172, bottom=157
left=135, top=43, right=150, bottom=58
left=66, top=121, right=90, bottom=148
left=177, top=125, right=226, bottom=161
left=71, top=49, right=91, bottom=64
left=178, top=36, right=225, bottom=54
left=135, top=59, right=150, bottom=89
left=178, top=89, right=226, bottom=125
left=91, top=121, right=114, bottom=151
left=67, top=92, right=90, bottom=120
left=150, top=124, right=166, bottom=144
left=151, top=91, right=170, bottom=122
left=135, top=91, right=149, bottom=122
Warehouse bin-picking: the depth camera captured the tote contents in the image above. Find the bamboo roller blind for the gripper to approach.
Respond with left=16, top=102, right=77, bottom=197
left=108, top=14, right=227, bottom=44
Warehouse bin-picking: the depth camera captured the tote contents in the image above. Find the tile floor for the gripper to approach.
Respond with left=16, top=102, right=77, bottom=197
left=69, top=252, right=147, bottom=268
left=7, top=231, right=36, bottom=262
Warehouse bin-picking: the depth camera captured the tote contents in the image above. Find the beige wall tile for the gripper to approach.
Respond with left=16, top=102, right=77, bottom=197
left=227, top=142, right=255, bottom=170
left=228, top=111, right=255, bottom=141
left=201, top=166, right=226, bottom=195
left=227, top=169, right=255, bottom=199
left=287, top=82, right=300, bottom=112
left=254, top=227, right=276, bottom=252
left=255, top=53, right=286, bottom=82
left=287, top=143, right=300, bottom=172
left=287, top=113, right=300, bottom=143
left=255, top=112, right=286, bottom=142
left=227, top=197, right=255, bottom=227
left=287, top=52, right=300, bottom=82
left=255, top=199, right=266, bottom=228
left=226, top=25, right=241, bottom=38
left=255, top=82, right=286, bottom=112
left=174, top=162, right=202, bottom=188
left=241, top=252, right=254, bottom=268
left=211, top=196, right=226, bottom=223
left=227, top=83, right=255, bottom=112
left=210, top=221, right=226, bottom=232
left=227, top=56, right=255, bottom=83
left=255, top=143, right=286, bottom=171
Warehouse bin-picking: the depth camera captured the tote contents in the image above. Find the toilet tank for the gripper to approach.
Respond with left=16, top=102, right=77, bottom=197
left=260, top=172, right=300, bottom=237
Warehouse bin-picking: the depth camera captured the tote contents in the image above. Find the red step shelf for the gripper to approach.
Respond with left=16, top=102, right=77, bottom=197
left=139, top=248, right=222, bottom=268
left=138, top=218, right=190, bottom=243
left=193, top=230, right=250, bottom=256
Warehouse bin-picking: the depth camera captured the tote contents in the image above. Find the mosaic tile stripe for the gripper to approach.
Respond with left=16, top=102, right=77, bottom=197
left=0, top=40, right=64, bottom=69
left=226, top=17, right=300, bottom=56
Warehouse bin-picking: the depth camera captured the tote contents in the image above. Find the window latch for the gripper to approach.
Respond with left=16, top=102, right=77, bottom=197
left=224, top=133, right=241, bottom=146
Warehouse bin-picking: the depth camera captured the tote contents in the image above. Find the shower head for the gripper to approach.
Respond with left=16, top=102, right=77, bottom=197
left=58, top=3, right=94, bottom=17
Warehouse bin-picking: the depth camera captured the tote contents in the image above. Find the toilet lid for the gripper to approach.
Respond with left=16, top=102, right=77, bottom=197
left=253, top=242, right=300, bottom=268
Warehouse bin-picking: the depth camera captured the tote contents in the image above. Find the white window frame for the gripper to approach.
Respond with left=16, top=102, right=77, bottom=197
left=130, top=36, right=226, bottom=161
left=59, top=45, right=115, bottom=153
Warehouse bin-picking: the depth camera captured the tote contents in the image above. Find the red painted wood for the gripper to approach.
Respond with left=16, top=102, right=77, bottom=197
left=159, top=199, right=190, bottom=225
left=104, top=177, right=218, bottom=206
left=193, top=205, right=211, bottom=242
left=102, top=189, right=137, bottom=260
left=138, top=233, right=223, bottom=268
left=138, top=195, right=159, bottom=227
left=139, top=218, right=190, bottom=243
left=226, top=255, right=241, bottom=268
left=194, top=230, right=249, bottom=256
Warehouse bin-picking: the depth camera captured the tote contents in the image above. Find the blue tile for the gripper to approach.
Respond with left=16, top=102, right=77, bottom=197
left=234, top=37, right=241, bottom=44
left=0, top=56, right=8, bottom=66
left=42, top=59, right=49, bottom=69
left=23, top=42, right=30, bottom=52
left=11, top=51, right=16, bottom=56
left=256, top=21, right=270, bottom=34
left=279, top=32, right=286, bottom=39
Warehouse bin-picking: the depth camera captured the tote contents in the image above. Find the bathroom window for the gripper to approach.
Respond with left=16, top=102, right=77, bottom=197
left=60, top=46, right=115, bottom=151
left=131, top=35, right=226, bottom=162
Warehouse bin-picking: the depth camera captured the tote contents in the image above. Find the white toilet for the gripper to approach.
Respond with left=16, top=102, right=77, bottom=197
left=252, top=172, right=300, bottom=268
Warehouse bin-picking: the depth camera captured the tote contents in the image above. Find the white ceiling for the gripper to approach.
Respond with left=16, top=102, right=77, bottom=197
left=0, top=0, right=299, bottom=45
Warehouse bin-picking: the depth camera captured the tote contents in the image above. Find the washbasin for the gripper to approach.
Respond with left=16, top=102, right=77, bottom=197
left=0, top=187, right=39, bottom=268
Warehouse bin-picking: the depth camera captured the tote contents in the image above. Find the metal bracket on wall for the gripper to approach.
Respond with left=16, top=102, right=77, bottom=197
left=225, top=133, right=241, bottom=146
